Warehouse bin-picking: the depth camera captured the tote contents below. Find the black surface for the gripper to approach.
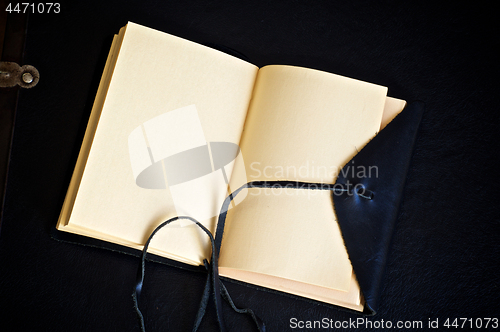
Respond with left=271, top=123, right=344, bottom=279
left=1, top=1, right=499, bottom=331
left=0, top=10, right=27, bottom=229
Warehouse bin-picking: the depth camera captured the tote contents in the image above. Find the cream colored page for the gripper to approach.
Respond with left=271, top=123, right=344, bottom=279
left=219, top=268, right=363, bottom=311
left=233, top=65, right=387, bottom=186
left=69, top=22, right=258, bottom=265
left=221, top=65, right=387, bottom=290
left=220, top=188, right=353, bottom=291
left=380, top=96, right=406, bottom=130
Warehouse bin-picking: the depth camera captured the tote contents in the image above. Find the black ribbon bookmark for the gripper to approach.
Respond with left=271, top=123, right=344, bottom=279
left=133, top=180, right=361, bottom=331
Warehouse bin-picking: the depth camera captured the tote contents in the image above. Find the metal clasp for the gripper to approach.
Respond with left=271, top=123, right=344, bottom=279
left=0, top=62, right=39, bottom=88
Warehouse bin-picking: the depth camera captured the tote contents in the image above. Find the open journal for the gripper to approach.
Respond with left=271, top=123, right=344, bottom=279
left=57, top=22, right=407, bottom=312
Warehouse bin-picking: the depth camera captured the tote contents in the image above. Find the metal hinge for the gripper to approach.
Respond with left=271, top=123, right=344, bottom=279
left=0, top=62, right=39, bottom=88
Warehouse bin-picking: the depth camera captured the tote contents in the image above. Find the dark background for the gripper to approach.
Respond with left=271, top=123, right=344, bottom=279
left=1, top=1, right=499, bottom=331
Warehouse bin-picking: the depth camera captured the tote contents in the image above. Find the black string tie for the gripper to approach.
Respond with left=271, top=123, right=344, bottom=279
left=132, top=215, right=265, bottom=332
left=133, top=180, right=361, bottom=331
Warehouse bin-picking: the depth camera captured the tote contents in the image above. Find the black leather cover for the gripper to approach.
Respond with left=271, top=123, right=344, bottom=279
left=334, top=101, right=424, bottom=314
